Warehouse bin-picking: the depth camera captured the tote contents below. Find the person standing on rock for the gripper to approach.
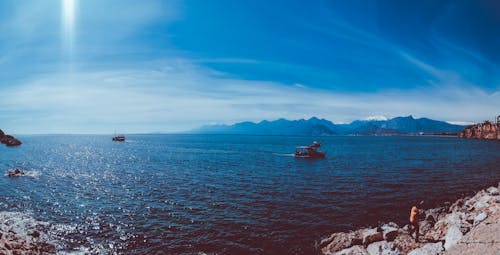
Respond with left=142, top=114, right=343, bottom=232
left=409, top=204, right=420, bottom=242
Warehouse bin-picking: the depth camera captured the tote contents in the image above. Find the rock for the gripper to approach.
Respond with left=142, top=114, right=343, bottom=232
left=444, top=225, right=463, bottom=250
left=392, top=233, right=421, bottom=254
left=459, top=121, right=500, bottom=140
left=322, top=231, right=362, bottom=254
left=335, top=245, right=369, bottom=255
left=29, top=231, right=40, bottom=238
left=473, top=195, right=491, bottom=210
left=5, top=138, right=22, bottom=147
left=486, top=187, right=499, bottom=196
left=473, top=212, right=487, bottom=225
left=407, top=242, right=444, bottom=255
left=362, top=228, right=384, bottom=245
left=366, top=241, right=399, bottom=255
left=425, top=207, right=445, bottom=223
left=449, top=198, right=465, bottom=213
left=0, top=129, right=4, bottom=139
left=418, top=220, right=434, bottom=235
left=0, top=133, right=22, bottom=147
left=381, top=225, right=399, bottom=242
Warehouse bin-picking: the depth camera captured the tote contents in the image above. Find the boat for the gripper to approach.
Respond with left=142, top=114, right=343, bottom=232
left=8, top=169, right=26, bottom=177
left=295, top=141, right=325, bottom=158
left=112, top=135, right=125, bottom=142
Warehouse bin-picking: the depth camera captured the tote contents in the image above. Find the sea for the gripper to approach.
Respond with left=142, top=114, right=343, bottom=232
left=1, top=135, right=499, bottom=254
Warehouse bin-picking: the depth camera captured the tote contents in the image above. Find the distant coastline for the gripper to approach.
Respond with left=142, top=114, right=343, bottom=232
left=192, top=115, right=466, bottom=136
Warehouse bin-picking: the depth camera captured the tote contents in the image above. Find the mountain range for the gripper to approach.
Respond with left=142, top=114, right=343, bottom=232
left=192, top=116, right=466, bottom=136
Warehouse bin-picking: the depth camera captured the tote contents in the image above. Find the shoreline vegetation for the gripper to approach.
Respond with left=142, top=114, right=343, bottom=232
left=319, top=183, right=500, bottom=255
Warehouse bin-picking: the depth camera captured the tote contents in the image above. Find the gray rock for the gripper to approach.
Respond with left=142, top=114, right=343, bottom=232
left=473, top=195, right=491, bottom=210
left=486, top=187, right=499, bottom=196
left=380, top=223, right=399, bottom=241
left=366, top=241, right=399, bottom=255
left=322, top=232, right=362, bottom=254
left=362, top=228, right=384, bottom=245
left=473, top=212, right=487, bottom=225
left=335, top=245, right=369, bottom=255
left=419, top=220, right=434, bottom=235
left=444, top=225, right=463, bottom=250
left=408, top=242, right=444, bottom=255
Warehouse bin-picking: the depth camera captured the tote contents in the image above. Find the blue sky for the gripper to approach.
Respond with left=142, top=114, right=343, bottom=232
left=0, top=0, right=499, bottom=133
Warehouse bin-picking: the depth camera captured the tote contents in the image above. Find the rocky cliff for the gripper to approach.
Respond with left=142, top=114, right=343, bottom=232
left=0, top=129, right=22, bottom=147
left=319, top=184, right=500, bottom=255
left=459, top=120, right=500, bottom=140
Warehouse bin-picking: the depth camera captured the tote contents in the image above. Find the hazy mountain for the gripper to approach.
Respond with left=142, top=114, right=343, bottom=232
left=192, top=116, right=465, bottom=136
left=193, top=117, right=340, bottom=135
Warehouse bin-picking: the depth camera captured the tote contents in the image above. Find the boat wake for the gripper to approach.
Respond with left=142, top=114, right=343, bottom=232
left=273, top=153, right=296, bottom=157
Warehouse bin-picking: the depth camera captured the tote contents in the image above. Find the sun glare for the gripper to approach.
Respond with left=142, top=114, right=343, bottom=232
left=63, top=0, right=75, bottom=23
left=62, top=0, right=76, bottom=63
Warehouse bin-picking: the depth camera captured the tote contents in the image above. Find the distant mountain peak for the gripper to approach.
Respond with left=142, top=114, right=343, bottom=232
left=192, top=116, right=466, bottom=135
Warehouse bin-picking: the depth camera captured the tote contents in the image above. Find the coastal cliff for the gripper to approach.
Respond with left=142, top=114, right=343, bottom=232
left=319, top=183, right=500, bottom=255
left=459, top=119, right=500, bottom=140
left=0, top=129, right=22, bottom=147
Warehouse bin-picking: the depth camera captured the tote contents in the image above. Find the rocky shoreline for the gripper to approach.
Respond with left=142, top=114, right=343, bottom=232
left=459, top=119, right=500, bottom=140
left=319, top=183, right=500, bottom=255
left=0, top=229, right=55, bottom=255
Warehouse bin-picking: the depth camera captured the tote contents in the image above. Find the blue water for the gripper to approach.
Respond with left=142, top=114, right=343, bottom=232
left=0, top=135, right=499, bottom=254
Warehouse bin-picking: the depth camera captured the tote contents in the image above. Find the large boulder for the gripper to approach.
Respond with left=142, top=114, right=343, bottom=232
left=321, top=231, right=362, bottom=254
left=473, top=212, right=487, bottom=225
left=380, top=224, right=399, bottom=241
left=361, top=228, right=384, bottom=245
left=472, top=195, right=491, bottom=211
left=444, top=225, right=463, bottom=250
left=486, top=187, right=499, bottom=196
left=407, top=242, right=444, bottom=255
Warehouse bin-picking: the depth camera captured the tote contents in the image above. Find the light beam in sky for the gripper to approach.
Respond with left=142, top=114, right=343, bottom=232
left=62, top=0, right=76, bottom=65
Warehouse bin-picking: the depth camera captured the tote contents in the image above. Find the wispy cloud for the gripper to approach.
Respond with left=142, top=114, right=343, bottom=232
left=1, top=60, right=498, bottom=134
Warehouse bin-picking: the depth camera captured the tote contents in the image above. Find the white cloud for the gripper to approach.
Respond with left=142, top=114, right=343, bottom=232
left=1, top=59, right=499, bottom=134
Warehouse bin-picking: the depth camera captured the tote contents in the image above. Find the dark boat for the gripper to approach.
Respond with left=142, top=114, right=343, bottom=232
left=295, top=141, right=326, bottom=159
left=8, top=169, right=26, bottom=177
left=112, top=135, right=125, bottom=142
